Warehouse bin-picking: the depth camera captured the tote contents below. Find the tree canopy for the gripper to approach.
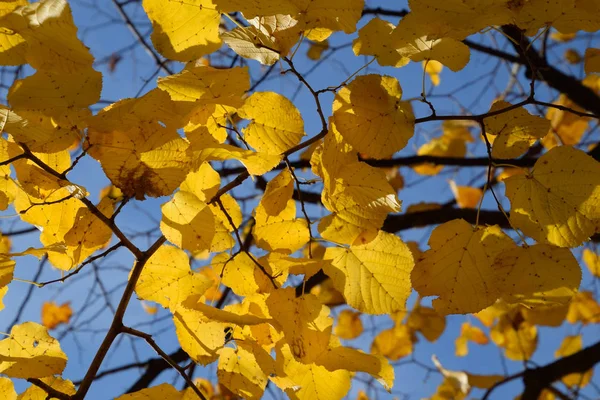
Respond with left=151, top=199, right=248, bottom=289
left=0, top=0, right=600, bottom=399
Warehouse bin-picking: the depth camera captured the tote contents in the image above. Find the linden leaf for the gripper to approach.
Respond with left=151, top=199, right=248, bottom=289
left=115, top=383, right=182, bottom=400
left=157, top=66, right=249, bottom=108
left=504, top=146, right=600, bottom=247
left=424, top=60, right=443, bottom=86
left=411, top=219, right=516, bottom=314
left=0, top=377, right=16, bottom=400
left=370, top=324, right=415, bottom=361
left=217, top=345, right=272, bottom=400
left=172, top=304, right=225, bottom=365
left=238, top=92, right=305, bottom=155
left=413, top=136, right=466, bottom=175
left=333, top=310, right=363, bottom=340
left=86, top=89, right=191, bottom=199
left=215, top=0, right=364, bottom=34
left=567, top=291, right=600, bottom=324
left=333, top=74, right=414, bottom=159
left=0, top=322, right=67, bottom=378
left=490, top=309, right=537, bottom=361
left=222, top=15, right=301, bottom=65
left=583, top=248, right=600, bottom=277
left=585, top=48, right=600, bottom=74
left=543, top=94, right=590, bottom=149
left=323, top=231, right=414, bottom=315
left=484, top=101, right=550, bottom=158
left=1, top=0, right=94, bottom=72
left=555, top=335, right=593, bottom=387
left=352, top=18, right=408, bottom=67
left=0, top=1, right=27, bottom=66
left=135, top=245, right=213, bottom=311
left=273, top=343, right=352, bottom=400
left=494, top=244, right=581, bottom=308
left=316, top=125, right=401, bottom=244
left=455, top=323, right=489, bottom=357
left=449, top=180, right=483, bottom=209
left=40, top=302, right=72, bottom=330
left=317, top=347, right=394, bottom=391
left=18, top=376, right=76, bottom=400
left=266, top=289, right=332, bottom=363
left=143, top=0, right=221, bottom=61
left=254, top=175, right=309, bottom=254
left=406, top=305, right=446, bottom=342
left=183, top=295, right=272, bottom=326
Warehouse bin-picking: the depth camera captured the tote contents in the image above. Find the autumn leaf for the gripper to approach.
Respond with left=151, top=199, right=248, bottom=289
left=41, top=301, right=72, bottom=330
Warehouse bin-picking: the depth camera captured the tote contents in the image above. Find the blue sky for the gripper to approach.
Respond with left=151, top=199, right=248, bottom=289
left=1, top=0, right=600, bottom=399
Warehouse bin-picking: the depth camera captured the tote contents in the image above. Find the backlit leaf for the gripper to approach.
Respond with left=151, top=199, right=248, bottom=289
left=412, top=219, right=515, bottom=314
left=0, top=322, right=67, bottom=378
left=504, top=146, right=600, bottom=247
left=323, top=231, right=414, bottom=315
left=332, top=74, right=414, bottom=159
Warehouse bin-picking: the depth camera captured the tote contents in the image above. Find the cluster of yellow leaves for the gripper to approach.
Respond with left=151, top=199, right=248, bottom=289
left=0, top=0, right=599, bottom=398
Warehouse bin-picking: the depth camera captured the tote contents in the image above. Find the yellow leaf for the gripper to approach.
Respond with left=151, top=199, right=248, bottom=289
left=273, top=343, right=352, bottom=400
left=0, top=322, right=67, bottom=378
left=371, top=325, right=414, bottom=360
left=424, top=60, right=443, bottom=86
left=352, top=18, right=408, bottom=67
left=218, top=344, right=272, bottom=399
left=490, top=310, right=537, bottom=361
left=265, top=289, right=332, bottom=363
left=1, top=0, right=94, bottom=72
left=522, top=303, right=569, bottom=327
left=554, top=335, right=593, bottom=387
left=17, top=376, right=75, bottom=400
left=0, top=286, right=7, bottom=311
left=172, top=304, right=225, bottom=365
left=261, top=169, right=294, bottom=216
left=254, top=196, right=309, bottom=254
left=392, top=0, right=510, bottom=42
left=543, top=95, right=590, bottom=149
left=143, top=0, right=221, bottom=61
left=566, top=291, right=600, bottom=324
left=332, top=74, right=414, bottom=159
left=484, top=101, right=550, bottom=158
left=86, top=89, right=191, bottom=199
left=49, top=196, right=114, bottom=270
left=223, top=15, right=301, bottom=65
left=504, top=146, right=600, bottom=247
left=141, top=301, right=158, bottom=315
left=238, top=92, right=305, bottom=155
left=310, top=279, right=346, bottom=307
left=412, top=219, right=516, bottom=314
left=307, top=39, right=328, bottom=60
left=41, top=302, right=72, bottom=330
left=495, top=244, right=581, bottom=308
left=324, top=231, right=414, bottom=315
left=413, top=136, right=466, bottom=175
left=0, top=108, right=78, bottom=155
left=585, top=47, right=600, bottom=74
left=466, top=373, right=504, bottom=389
left=400, top=37, right=470, bottom=72
left=583, top=248, right=600, bottom=277
left=319, top=347, right=394, bottom=391
left=316, top=124, right=401, bottom=244
left=407, top=305, right=446, bottom=342
left=157, top=66, right=249, bottom=108
left=449, top=180, right=483, bottom=209
left=333, top=310, right=363, bottom=340
left=161, top=191, right=234, bottom=254
left=0, top=377, right=16, bottom=400
left=216, top=0, right=363, bottom=35
left=115, top=383, right=182, bottom=400
left=455, top=322, right=489, bottom=357
left=0, top=0, right=27, bottom=66
left=136, top=245, right=212, bottom=311
left=183, top=295, right=272, bottom=327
